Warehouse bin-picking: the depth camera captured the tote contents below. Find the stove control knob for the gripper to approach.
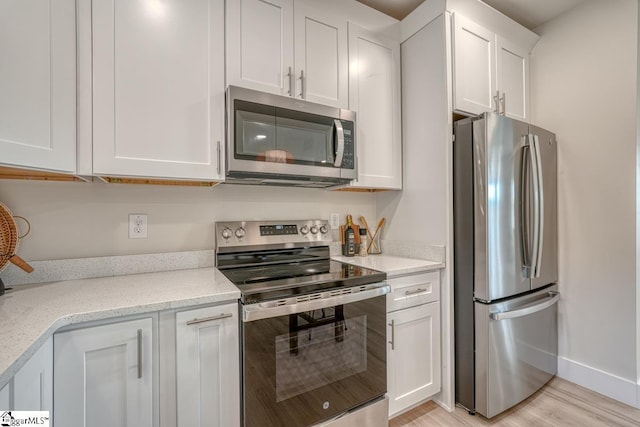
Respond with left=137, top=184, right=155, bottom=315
left=300, top=225, right=309, bottom=235
left=235, top=227, right=246, bottom=238
left=310, top=225, right=319, bottom=234
left=221, top=228, right=232, bottom=240
left=319, top=224, right=328, bottom=234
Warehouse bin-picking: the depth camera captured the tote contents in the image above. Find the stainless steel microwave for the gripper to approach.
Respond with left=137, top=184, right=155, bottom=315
left=226, top=86, right=356, bottom=187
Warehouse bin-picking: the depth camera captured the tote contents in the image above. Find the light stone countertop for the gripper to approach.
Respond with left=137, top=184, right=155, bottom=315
left=0, top=267, right=240, bottom=388
left=331, top=254, right=444, bottom=278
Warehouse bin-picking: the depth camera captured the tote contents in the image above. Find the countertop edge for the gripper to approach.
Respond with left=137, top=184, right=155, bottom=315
left=331, top=254, right=445, bottom=277
left=0, top=270, right=240, bottom=388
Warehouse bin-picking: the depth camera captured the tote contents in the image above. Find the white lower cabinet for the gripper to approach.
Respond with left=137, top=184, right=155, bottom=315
left=51, top=302, right=240, bottom=427
left=0, top=337, right=53, bottom=412
left=386, top=272, right=441, bottom=417
left=175, top=303, right=240, bottom=427
left=0, top=381, right=9, bottom=409
left=54, top=318, right=154, bottom=427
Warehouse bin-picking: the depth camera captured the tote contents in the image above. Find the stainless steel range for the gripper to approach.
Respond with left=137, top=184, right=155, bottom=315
left=215, top=220, right=390, bottom=427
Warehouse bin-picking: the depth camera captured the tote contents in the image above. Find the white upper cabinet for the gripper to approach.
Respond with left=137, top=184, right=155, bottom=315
left=347, top=23, right=402, bottom=190
left=496, top=36, right=529, bottom=121
left=452, top=14, right=495, bottom=115
left=453, top=13, right=531, bottom=121
left=226, top=0, right=348, bottom=108
left=0, top=0, right=76, bottom=173
left=293, top=2, right=348, bottom=108
left=226, top=0, right=294, bottom=96
left=92, top=0, right=225, bottom=182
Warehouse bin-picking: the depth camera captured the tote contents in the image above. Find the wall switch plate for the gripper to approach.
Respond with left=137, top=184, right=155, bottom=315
left=129, top=214, right=148, bottom=239
left=329, top=213, right=340, bottom=230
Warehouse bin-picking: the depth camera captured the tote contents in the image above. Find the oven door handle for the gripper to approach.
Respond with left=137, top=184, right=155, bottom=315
left=242, top=283, right=390, bottom=322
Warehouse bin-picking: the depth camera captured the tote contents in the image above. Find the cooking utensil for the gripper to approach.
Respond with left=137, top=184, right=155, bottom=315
left=359, top=216, right=380, bottom=253
left=0, top=202, right=34, bottom=274
left=367, top=217, right=385, bottom=254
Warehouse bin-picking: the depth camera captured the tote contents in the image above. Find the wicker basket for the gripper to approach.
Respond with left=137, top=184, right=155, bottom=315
left=0, top=202, right=33, bottom=273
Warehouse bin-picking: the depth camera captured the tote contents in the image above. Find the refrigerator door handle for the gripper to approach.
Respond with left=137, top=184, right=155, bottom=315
left=490, top=291, right=560, bottom=320
left=531, top=134, right=545, bottom=278
left=528, top=134, right=542, bottom=278
left=520, top=141, right=532, bottom=276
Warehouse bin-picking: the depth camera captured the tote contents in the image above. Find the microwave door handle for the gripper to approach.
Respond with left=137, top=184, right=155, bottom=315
left=334, top=119, right=345, bottom=167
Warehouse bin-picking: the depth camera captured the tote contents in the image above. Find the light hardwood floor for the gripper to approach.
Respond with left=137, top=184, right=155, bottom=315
left=389, top=377, right=640, bottom=426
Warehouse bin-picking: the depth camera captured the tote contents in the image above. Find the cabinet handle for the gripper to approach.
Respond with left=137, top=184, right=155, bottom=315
left=299, top=69, right=306, bottom=99
left=493, top=90, right=500, bottom=114
left=137, top=329, right=142, bottom=379
left=216, top=140, right=221, bottom=175
left=500, top=93, right=506, bottom=116
left=388, top=319, right=395, bottom=350
left=287, top=66, right=294, bottom=96
left=186, top=313, right=233, bottom=326
left=405, top=287, right=427, bottom=296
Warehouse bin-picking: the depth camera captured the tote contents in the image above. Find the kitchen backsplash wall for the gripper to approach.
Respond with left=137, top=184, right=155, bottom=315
left=0, top=180, right=377, bottom=262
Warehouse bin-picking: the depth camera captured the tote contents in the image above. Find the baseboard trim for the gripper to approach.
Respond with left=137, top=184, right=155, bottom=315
left=558, top=356, right=639, bottom=408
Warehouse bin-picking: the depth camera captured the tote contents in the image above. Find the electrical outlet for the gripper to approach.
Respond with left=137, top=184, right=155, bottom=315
left=329, top=213, right=340, bottom=230
left=129, top=214, right=148, bottom=239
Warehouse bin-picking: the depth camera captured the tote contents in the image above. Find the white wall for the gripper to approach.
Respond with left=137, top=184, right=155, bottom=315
left=531, top=0, right=637, bottom=383
left=0, top=180, right=376, bottom=261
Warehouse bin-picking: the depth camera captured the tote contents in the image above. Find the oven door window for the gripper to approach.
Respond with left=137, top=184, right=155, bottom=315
left=242, top=295, right=386, bottom=427
left=234, top=100, right=335, bottom=166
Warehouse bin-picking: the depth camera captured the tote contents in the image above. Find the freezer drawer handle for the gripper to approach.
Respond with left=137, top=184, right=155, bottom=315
left=490, top=291, right=560, bottom=321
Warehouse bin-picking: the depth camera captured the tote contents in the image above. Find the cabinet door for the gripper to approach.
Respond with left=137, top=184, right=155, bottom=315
left=293, top=2, right=348, bottom=108
left=175, top=303, right=239, bottom=427
left=452, top=13, right=496, bottom=116
left=54, top=318, right=153, bottom=427
left=387, top=302, right=441, bottom=417
left=226, top=0, right=294, bottom=96
left=496, top=36, right=529, bottom=121
left=348, top=23, right=402, bottom=190
left=92, top=0, right=225, bottom=181
left=0, top=380, right=10, bottom=409
left=0, top=0, right=76, bottom=173
left=13, top=337, right=52, bottom=412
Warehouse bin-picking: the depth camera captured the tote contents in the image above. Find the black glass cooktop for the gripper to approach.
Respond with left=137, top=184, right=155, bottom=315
left=219, top=259, right=386, bottom=304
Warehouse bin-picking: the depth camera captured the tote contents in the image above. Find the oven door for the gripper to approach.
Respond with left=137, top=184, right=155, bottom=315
left=241, top=284, right=389, bottom=427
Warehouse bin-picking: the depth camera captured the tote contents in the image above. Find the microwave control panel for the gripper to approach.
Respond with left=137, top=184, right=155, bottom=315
left=341, top=121, right=355, bottom=169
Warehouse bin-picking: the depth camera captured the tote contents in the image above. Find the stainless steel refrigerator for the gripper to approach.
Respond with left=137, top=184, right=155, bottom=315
left=453, top=112, right=559, bottom=418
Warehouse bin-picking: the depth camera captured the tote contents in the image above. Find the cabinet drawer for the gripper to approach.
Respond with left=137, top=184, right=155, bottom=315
left=386, top=271, right=440, bottom=312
